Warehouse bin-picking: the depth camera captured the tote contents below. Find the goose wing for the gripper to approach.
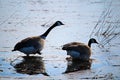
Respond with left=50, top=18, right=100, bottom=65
left=12, top=37, right=40, bottom=51
left=62, top=42, right=90, bottom=54
left=62, top=42, right=83, bottom=50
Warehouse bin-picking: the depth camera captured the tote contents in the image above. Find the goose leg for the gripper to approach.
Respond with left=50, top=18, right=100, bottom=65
left=26, top=54, right=29, bottom=56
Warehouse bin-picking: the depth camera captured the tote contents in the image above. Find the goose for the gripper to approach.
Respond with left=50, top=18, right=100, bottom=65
left=62, top=38, right=98, bottom=60
left=12, top=21, right=64, bottom=56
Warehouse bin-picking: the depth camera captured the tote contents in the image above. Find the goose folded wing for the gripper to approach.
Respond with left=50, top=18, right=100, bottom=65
left=14, top=37, right=40, bottom=50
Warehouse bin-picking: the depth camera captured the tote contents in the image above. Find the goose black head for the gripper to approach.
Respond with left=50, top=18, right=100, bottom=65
left=89, top=38, right=98, bottom=44
left=88, top=38, right=98, bottom=47
left=54, top=21, right=64, bottom=26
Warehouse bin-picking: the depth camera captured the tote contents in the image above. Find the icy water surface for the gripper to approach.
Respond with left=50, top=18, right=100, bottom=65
left=0, top=0, right=120, bottom=80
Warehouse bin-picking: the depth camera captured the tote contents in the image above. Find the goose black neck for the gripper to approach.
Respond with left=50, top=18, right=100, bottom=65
left=40, top=23, right=56, bottom=39
left=88, top=40, right=91, bottom=47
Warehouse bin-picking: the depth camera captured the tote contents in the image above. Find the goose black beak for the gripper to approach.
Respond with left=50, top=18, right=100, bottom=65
left=12, top=49, right=15, bottom=52
left=96, top=42, right=99, bottom=44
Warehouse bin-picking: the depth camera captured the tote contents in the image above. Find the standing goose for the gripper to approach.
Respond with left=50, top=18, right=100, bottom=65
left=12, top=21, right=64, bottom=56
left=62, top=38, right=98, bottom=60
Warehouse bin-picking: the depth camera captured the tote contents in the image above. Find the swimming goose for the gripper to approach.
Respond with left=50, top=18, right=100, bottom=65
left=12, top=21, right=64, bottom=56
left=62, top=38, right=98, bottom=60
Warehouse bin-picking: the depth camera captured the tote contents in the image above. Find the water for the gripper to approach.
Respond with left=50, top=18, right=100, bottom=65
left=0, top=0, right=120, bottom=80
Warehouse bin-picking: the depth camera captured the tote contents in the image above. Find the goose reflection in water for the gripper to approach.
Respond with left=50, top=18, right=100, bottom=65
left=11, top=56, right=49, bottom=76
left=64, top=59, right=92, bottom=73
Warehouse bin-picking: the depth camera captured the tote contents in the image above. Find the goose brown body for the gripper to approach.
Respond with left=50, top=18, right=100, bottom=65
left=62, top=38, right=98, bottom=60
left=12, top=21, right=64, bottom=56
left=12, top=36, right=44, bottom=55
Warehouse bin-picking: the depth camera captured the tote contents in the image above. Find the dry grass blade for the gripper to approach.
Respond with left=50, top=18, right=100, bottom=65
left=90, top=0, right=120, bottom=48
